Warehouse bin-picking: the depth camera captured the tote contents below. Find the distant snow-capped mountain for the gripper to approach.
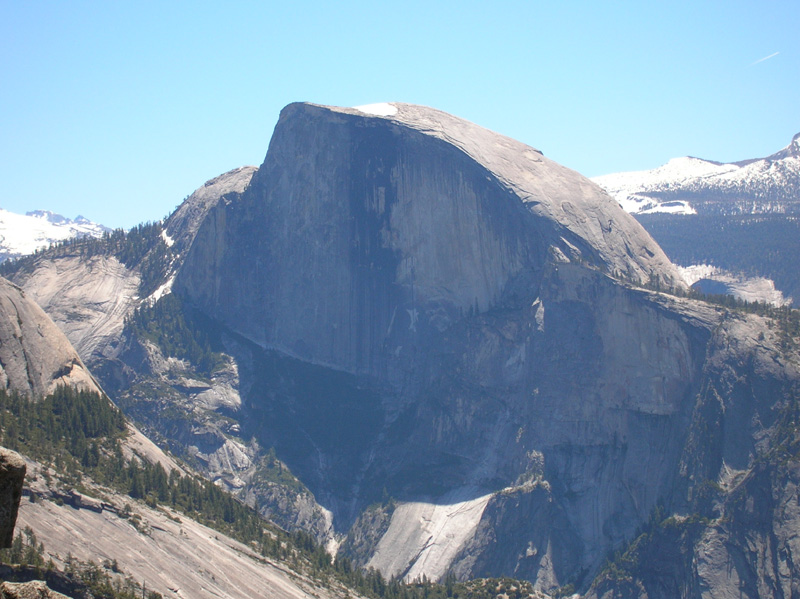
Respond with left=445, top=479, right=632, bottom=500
left=0, top=209, right=110, bottom=262
left=593, top=132, right=800, bottom=215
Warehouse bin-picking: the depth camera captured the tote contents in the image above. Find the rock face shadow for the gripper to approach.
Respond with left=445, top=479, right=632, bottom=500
left=0, top=447, right=25, bottom=548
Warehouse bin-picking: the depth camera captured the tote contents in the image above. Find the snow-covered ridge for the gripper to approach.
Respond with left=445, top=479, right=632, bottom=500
left=0, top=208, right=109, bottom=262
left=593, top=132, right=800, bottom=215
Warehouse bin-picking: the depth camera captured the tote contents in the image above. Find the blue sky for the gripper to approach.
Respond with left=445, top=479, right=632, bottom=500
left=2, top=1, right=798, bottom=229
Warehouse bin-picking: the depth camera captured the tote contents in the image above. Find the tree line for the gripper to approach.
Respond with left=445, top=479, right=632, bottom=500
left=0, top=221, right=174, bottom=297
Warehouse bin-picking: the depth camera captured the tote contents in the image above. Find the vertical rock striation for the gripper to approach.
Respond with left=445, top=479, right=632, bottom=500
left=12, top=101, right=799, bottom=595
left=172, top=102, right=722, bottom=585
left=176, top=102, right=681, bottom=381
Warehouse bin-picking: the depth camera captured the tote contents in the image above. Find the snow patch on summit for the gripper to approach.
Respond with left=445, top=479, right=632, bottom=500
left=354, top=103, right=398, bottom=117
left=594, top=157, right=738, bottom=215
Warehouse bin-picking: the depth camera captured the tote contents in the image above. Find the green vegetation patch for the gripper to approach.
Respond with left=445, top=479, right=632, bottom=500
left=125, top=293, right=226, bottom=375
left=0, top=221, right=174, bottom=297
left=637, top=213, right=800, bottom=303
left=0, top=385, right=127, bottom=469
left=253, top=448, right=309, bottom=495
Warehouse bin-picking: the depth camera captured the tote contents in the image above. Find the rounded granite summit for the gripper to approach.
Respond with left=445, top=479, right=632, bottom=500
left=294, top=101, right=681, bottom=288
left=177, top=100, right=683, bottom=377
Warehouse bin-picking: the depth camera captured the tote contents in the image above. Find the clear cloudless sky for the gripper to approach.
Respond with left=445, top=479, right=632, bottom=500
left=2, top=1, right=798, bottom=229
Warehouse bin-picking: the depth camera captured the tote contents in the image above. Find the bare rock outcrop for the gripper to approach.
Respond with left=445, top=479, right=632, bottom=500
left=11, top=255, right=140, bottom=365
left=165, top=165, right=257, bottom=256
left=0, top=450, right=69, bottom=599
left=170, top=102, right=724, bottom=584
left=176, top=102, right=682, bottom=381
left=164, top=103, right=798, bottom=589
left=7, top=101, right=800, bottom=596
left=0, top=448, right=25, bottom=548
left=0, top=274, right=180, bottom=478
left=0, top=581, right=70, bottom=599
left=16, top=460, right=361, bottom=599
left=0, top=277, right=100, bottom=397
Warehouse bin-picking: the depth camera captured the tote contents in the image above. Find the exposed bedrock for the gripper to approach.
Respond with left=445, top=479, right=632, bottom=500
left=348, top=264, right=719, bottom=584
left=175, top=102, right=681, bottom=383
left=11, top=100, right=794, bottom=594
left=0, top=277, right=101, bottom=397
left=173, top=102, right=793, bottom=586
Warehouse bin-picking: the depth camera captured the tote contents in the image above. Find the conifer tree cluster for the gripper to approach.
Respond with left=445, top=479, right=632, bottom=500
left=0, top=385, right=540, bottom=599
left=637, top=213, right=800, bottom=303
left=0, top=221, right=174, bottom=297
left=124, top=294, right=224, bottom=375
left=0, top=386, right=126, bottom=469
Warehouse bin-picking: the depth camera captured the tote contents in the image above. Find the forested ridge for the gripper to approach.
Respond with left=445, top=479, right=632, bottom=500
left=637, top=214, right=800, bottom=303
left=0, top=386, right=544, bottom=599
left=0, top=221, right=174, bottom=297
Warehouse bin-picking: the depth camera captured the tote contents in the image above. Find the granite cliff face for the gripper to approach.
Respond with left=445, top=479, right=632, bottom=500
left=164, top=166, right=258, bottom=260
left=584, top=310, right=800, bottom=599
left=7, top=102, right=800, bottom=596
left=176, top=102, right=681, bottom=380
left=170, top=103, right=800, bottom=592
